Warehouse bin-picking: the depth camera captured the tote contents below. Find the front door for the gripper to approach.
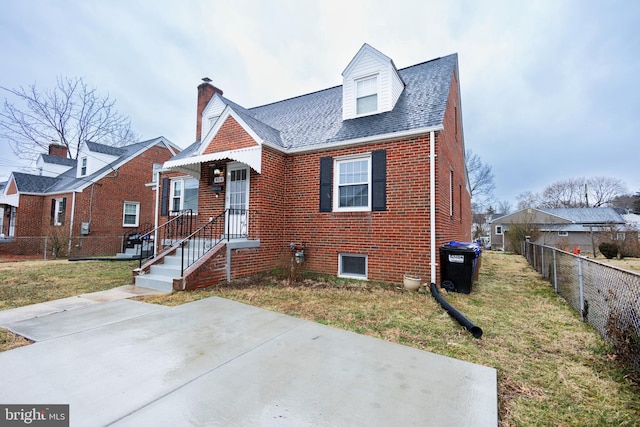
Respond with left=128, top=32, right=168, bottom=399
left=225, top=163, right=249, bottom=238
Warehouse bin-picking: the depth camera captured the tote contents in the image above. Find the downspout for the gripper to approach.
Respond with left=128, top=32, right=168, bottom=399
left=153, top=176, right=160, bottom=257
left=68, top=191, right=76, bottom=254
left=430, top=130, right=437, bottom=284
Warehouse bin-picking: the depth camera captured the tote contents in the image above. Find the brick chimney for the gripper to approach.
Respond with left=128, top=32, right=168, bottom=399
left=49, top=143, right=69, bottom=158
left=196, top=77, right=223, bottom=141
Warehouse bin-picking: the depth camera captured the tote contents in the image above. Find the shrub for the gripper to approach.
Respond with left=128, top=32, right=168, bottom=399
left=598, top=242, right=619, bottom=259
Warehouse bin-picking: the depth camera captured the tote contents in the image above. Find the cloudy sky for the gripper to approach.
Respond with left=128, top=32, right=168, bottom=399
left=1, top=0, right=638, bottom=207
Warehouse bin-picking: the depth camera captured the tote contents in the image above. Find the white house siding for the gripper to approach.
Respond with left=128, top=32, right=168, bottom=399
left=201, top=96, right=227, bottom=138
left=342, top=50, right=395, bottom=119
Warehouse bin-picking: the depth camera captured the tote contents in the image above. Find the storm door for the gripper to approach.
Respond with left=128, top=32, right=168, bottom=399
left=225, top=164, right=249, bottom=238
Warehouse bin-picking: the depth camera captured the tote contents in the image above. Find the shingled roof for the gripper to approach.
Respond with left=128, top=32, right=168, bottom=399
left=174, top=52, right=458, bottom=161
left=540, top=207, right=625, bottom=224
left=7, top=137, right=174, bottom=194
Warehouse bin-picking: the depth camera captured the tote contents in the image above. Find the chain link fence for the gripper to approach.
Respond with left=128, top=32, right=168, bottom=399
left=0, top=235, right=128, bottom=260
left=523, top=241, right=640, bottom=374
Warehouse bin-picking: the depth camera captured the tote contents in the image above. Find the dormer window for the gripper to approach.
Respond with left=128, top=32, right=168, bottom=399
left=342, top=44, right=404, bottom=120
left=80, top=157, right=87, bottom=176
left=208, top=115, right=219, bottom=129
left=356, top=75, right=378, bottom=115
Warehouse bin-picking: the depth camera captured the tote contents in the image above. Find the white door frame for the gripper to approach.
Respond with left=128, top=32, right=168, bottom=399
left=225, top=162, right=250, bottom=238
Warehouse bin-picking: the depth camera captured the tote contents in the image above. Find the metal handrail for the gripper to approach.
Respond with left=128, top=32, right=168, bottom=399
left=137, top=210, right=194, bottom=268
left=178, top=208, right=251, bottom=276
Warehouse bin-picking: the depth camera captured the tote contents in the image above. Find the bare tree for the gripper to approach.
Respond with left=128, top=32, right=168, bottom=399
left=0, top=77, right=138, bottom=161
left=466, top=149, right=496, bottom=212
left=497, top=200, right=512, bottom=215
left=587, top=176, right=627, bottom=207
left=516, top=191, right=542, bottom=210
left=540, top=177, right=587, bottom=208
left=520, top=177, right=627, bottom=209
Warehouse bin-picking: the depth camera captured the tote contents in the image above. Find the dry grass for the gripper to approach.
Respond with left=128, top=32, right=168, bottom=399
left=0, top=259, right=138, bottom=310
left=594, top=256, right=640, bottom=273
left=140, top=251, right=640, bottom=426
left=1, top=253, right=638, bottom=425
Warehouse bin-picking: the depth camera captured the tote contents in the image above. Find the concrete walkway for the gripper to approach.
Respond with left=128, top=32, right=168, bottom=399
left=0, top=285, right=167, bottom=325
left=0, top=293, right=497, bottom=426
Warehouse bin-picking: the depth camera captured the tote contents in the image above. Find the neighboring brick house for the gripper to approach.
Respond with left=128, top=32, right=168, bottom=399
left=0, top=137, right=179, bottom=257
left=142, top=44, right=471, bottom=290
left=489, top=207, right=629, bottom=255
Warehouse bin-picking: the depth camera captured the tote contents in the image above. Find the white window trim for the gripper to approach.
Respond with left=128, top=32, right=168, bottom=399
left=338, top=253, right=368, bottom=280
left=80, top=157, right=88, bottom=176
left=333, top=154, right=372, bottom=212
left=54, top=198, right=64, bottom=226
left=558, top=231, right=568, bottom=237
left=170, top=177, right=199, bottom=214
left=122, top=202, right=140, bottom=227
left=495, top=225, right=503, bottom=235
left=355, top=74, right=379, bottom=117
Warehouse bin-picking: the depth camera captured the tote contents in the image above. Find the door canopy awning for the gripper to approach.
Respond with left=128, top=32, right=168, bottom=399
left=163, top=146, right=262, bottom=179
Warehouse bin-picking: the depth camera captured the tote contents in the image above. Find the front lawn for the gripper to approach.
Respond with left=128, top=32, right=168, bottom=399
left=0, top=252, right=638, bottom=425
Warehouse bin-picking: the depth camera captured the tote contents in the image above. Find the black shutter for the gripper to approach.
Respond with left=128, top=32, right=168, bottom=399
left=371, top=150, right=386, bottom=211
left=319, top=157, right=333, bottom=212
left=160, top=178, right=169, bottom=216
left=50, top=199, right=56, bottom=226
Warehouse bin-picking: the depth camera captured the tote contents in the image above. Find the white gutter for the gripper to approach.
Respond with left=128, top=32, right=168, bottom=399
left=153, top=175, right=160, bottom=257
left=430, top=130, right=437, bottom=284
left=274, top=125, right=444, bottom=155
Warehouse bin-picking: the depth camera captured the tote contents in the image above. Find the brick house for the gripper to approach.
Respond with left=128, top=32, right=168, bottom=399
left=0, top=137, right=180, bottom=257
left=138, top=44, right=471, bottom=291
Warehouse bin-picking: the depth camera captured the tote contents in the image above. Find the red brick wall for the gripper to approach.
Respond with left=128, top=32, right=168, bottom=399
left=68, top=143, right=175, bottom=256
left=6, top=179, right=17, bottom=195
left=6, top=142, right=176, bottom=257
left=160, top=76, right=471, bottom=286
left=202, top=117, right=259, bottom=154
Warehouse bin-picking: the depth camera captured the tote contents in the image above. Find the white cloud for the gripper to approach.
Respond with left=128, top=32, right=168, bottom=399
left=1, top=0, right=638, bottom=200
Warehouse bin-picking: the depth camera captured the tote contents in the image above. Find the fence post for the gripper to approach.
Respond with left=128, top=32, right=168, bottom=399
left=553, top=249, right=558, bottom=293
left=541, top=245, right=545, bottom=277
left=578, top=256, right=585, bottom=321
left=44, top=236, right=48, bottom=261
left=533, top=243, right=536, bottom=269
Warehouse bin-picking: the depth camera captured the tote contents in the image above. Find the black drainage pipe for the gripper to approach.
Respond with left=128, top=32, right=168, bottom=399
left=429, top=282, right=483, bottom=339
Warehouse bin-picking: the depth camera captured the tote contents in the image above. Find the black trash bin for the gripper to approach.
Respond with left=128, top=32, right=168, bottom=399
left=439, top=242, right=481, bottom=294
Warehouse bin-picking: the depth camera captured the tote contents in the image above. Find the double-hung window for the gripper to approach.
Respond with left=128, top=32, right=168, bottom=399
left=334, top=155, right=371, bottom=211
left=123, top=202, right=140, bottom=227
left=80, top=157, right=87, bottom=176
left=356, top=75, right=378, bottom=115
left=51, top=198, right=66, bottom=226
left=171, top=178, right=199, bottom=214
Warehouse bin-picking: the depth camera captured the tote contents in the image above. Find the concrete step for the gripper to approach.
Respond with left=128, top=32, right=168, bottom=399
left=150, top=263, right=181, bottom=277
left=135, top=274, right=174, bottom=292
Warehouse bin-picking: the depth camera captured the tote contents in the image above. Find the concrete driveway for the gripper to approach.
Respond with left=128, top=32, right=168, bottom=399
left=0, top=296, right=497, bottom=426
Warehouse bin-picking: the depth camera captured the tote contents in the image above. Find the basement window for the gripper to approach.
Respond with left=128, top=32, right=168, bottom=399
left=339, top=254, right=368, bottom=279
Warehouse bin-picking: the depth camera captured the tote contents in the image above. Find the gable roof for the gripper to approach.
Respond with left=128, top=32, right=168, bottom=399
left=184, top=53, right=457, bottom=156
left=7, top=137, right=176, bottom=195
left=85, top=141, right=126, bottom=156
left=40, top=154, right=77, bottom=167
left=491, top=207, right=625, bottom=226
left=539, top=207, right=625, bottom=224
left=11, top=172, right=61, bottom=193
left=249, top=54, right=457, bottom=151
